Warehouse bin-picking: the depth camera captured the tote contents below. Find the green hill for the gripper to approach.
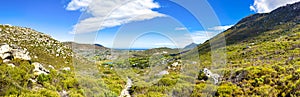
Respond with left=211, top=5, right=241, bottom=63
left=125, top=2, right=300, bottom=96
left=186, top=2, right=300, bottom=96
left=0, top=24, right=85, bottom=96
left=0, top=1, right=300, bottom=97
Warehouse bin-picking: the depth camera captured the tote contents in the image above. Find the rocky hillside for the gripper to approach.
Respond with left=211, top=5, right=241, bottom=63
left=0, top=25, right=73, bottom=68
left=0, top=25, right=85, bottom=96
left=184, top=2, right=300, bottom=96
left=196, top=2, right=300, bottom=53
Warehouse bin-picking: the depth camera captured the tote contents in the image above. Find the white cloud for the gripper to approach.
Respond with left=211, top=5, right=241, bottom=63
left=188, top=25, right=233, bottom=44
left=66, top=0, right=92, bottom=11
left=66, top=0, right=166, bottom=34
left=208, top=25, right=233, bottom=31
left=175, top=27, right=187, bottom=31
left=250, top=0, right=300, bottom=13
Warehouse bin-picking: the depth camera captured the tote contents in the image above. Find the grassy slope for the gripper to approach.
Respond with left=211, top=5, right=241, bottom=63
left=0, top=25, right=86, bottom=96
left=188, top=2, right=300, bottom=96
left=127, top=2, right=300, bottom=97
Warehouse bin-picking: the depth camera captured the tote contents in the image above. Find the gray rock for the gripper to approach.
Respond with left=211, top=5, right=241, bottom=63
left=0, top=44, right=31, bottom=63
left=33, top=62, right=50, bottom=76
left=156, top=70, right=169, bottom=76
left=62, top=67, right=71, bottom=71
left=203, top=68, right=220, bottom=84
left=7, top=63, right=15, bottom=67
left=59, top=90, right=69, bottom=97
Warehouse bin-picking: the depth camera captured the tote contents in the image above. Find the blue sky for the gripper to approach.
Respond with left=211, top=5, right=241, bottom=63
left=1, top=0, right=298, bottom=48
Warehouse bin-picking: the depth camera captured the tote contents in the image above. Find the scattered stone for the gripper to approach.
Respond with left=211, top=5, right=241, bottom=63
left=0, top=44, right=11, bottom=53
left=59, top=90, right=69, bottom=97
left=191, top=61, right=197, bottom=64
left=0, top=44, right=31, bottom=63
left=29, top=78, right=37, bottom=83
left=156, top=70, right=169, bottom=76
left=171, top=62, right=179, bottom=67
left=62, top=67, right=71, bottom=71
left=33, top=62, right=50, bottom=76
left=162, top=51, right=168, bottom=54
left=3, top=59, right=10, bottom=63
left=203, top=68, right=220, bottom=84
left=48, top=65, right=55, bottom=69
left=246, top=46, right=252, bottom=49
left=7, top=63, right=15, bottom=67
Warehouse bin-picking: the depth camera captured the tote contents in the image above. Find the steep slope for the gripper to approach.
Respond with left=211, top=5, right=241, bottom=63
left=185, top=2, right=300, bottom=96
left=196, top=2, right=300, bottom=53
left=0, top=25, right=126, bottom=97
left=0, top=25, right=73, bottom=68
left=183, top=43, right=198, bottom=51
left=0, top=24, right=86, bottom=96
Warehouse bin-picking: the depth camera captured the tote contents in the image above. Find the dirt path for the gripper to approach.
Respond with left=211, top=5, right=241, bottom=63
left=119, top=77, right=132, bottom=97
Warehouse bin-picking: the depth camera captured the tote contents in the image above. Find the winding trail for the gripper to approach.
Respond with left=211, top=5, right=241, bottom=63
left=119, top=77, right=133, bottom=97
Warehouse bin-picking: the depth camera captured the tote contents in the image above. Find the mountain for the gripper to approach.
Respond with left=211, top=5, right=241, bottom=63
left=183, top=43, right=198, bottom=50
left=196, top=2, right=300, bottom=53
left=63, top=42, right=108, bottom=50
left=183, top=2, right=300, bottom=96
left=1, top=1, right=300, bottom=96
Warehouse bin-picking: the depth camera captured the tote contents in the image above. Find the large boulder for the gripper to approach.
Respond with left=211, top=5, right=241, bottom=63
left=0, top=44, right=31, bottom=64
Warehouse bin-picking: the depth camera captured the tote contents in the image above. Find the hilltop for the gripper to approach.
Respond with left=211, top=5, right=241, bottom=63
left=183, top=43, right=198, bottom=50
left=63, top=42, right=111, bottom=61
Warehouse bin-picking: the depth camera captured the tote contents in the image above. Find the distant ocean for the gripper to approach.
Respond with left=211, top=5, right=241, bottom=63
left=113, top=48, right=149, bottom=51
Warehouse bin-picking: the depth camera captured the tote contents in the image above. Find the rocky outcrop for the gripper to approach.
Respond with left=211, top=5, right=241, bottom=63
left=0, top=44, right=31, bottom=67
left=0, top=24, right=73, bottom=63
left=33, top=62, right=50, bottom=76
left=203, top=68, right=220, bottom=84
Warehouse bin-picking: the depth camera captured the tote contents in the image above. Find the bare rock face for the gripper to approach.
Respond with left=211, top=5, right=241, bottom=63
left=0, top=44, right=31, bottom=66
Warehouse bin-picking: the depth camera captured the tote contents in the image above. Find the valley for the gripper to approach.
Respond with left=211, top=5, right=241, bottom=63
left=0, top=1, right=299, bottom=97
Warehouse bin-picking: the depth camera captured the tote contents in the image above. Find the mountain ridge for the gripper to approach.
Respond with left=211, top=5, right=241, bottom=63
left=194, top=1, right=300, bottom=54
